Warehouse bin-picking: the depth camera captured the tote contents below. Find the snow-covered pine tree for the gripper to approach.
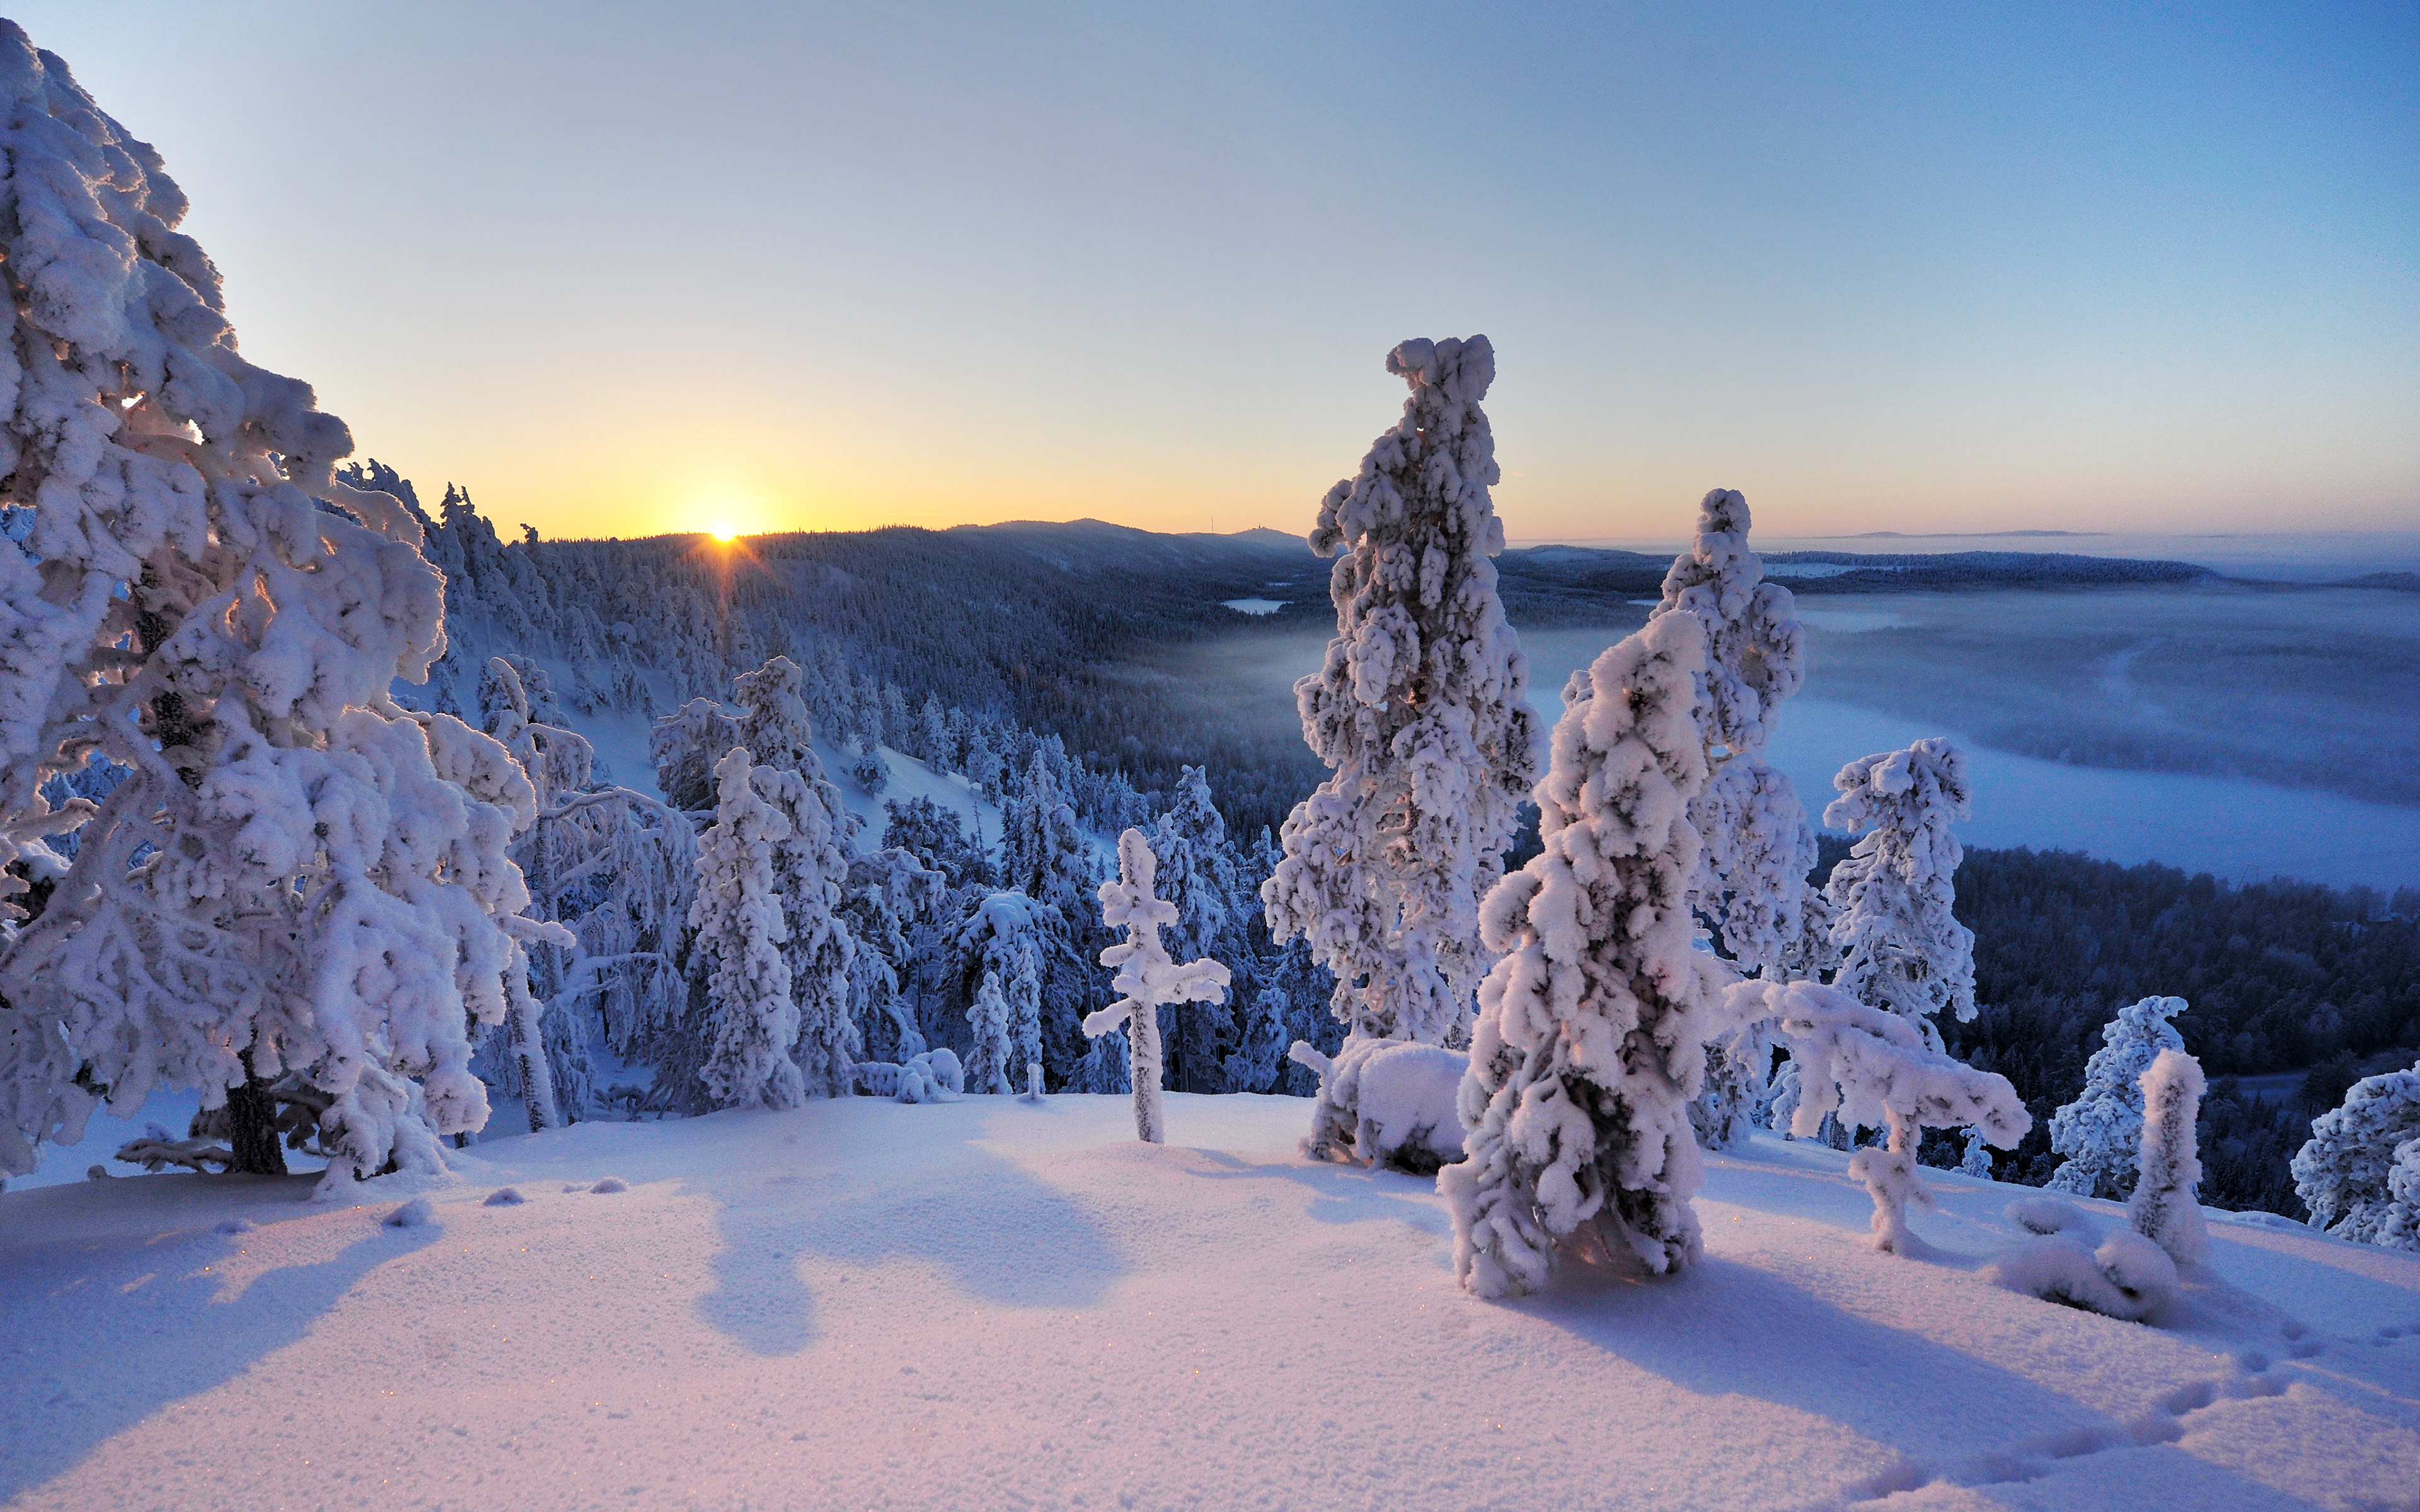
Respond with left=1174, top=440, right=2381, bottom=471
left=1000, top=751, right=1095, bottom=920
left=1223, top=984, right=1291, bottom=1096
left=1153, top=767, right=1241, bottom=1092
left=1006, top=937, right=1043, bottom=1091
left=0, top=30, right=560, bottom=1189
left=839, top=847, right=940, bottom=1065
left=1264, top=336, right=1540, bottom=1048
left=1651, top=490, right=1821, bottom=1148
left=689, top=748, right=803, bottom=1109
left=2129, top=1047, right=2207, bottom=1265
left=2376, top=1137, right=2420, bottom=1253
left=1652, top=488, right=1816, bottom=961
left=2292, top=1058, right=2420, bottom=1246
left=474, top=657, right=596, bottom=1127
left=955, top=890, right=1059, bottom=1091
left=851, top=750, right=888, bottom=795
left=1959, top=1128, right=1995, bottom=1179
left=2046, top=995, right=2189, bottom=1199
left=965, top=969, right=1013, bottom=1096
left=652, top=698, right=740, bottom=813
left=730, top=656, right=857, bottom=1098
left=1822, top=738, right=1977, bottom=1050
left=1085, top=830, right=1230, bottom=1143
left=1442, top=615, right=1723, bottom=1297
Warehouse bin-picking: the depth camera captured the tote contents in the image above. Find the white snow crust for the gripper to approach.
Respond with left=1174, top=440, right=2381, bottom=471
left=4, top=1095, right=2414, bottom=1511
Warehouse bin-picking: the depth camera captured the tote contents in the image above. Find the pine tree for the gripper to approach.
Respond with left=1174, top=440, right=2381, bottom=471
left=1823, top=738, right=1978, bottom=1049
left=955, top=891, right=1059, bottom=1093
left=1959, top=1128, right=1995, bottom=1179
left=1153, top=766, right=1241, bottom=1092
left=1000, top=752, right=1095, bottom=919
left=2129, top=1048, right=2208, bottom=1265
left=652, top=698, right=740, bottom=813
left=1661, top=493, right=1826, bottom=1146
left=727, top=658, right=858, bottom=1097
left=1085, top=830, right=1230, bottom=1143
left=1264, top=336, right=1540, bottom=1048
left=690, top=748, right=803, bottom=1110
left=0, top=31, right=556, bottom=1188
left=1443, top=615, right=1720, bottom=1297
left=965, top=970, right=1014, bottom=1097
left=2046, top=995, right=2189, bottom=1199
left=2292, top=1058, right=2420, bottom=1246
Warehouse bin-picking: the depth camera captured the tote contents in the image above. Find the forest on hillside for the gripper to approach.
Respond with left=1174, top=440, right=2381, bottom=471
left=1907, top=842, right=2420, bottom=1215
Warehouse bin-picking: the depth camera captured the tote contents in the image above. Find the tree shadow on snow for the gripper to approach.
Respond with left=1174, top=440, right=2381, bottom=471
left=0, top=1183, right=441, bottom=1501
left=1180, top=1147, right=1452, bottom=1237
left=1512, top=1254, right=2333, bottom=1509
left=691, top=1140, right=1124, bottom=1357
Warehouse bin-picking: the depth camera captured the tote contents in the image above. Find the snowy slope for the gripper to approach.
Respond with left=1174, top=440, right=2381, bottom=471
left=5, top=1099, right=2415, bottom=1511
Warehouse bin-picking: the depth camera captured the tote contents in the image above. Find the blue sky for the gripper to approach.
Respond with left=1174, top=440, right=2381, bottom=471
left=20, top=2, right=2416, bottom=541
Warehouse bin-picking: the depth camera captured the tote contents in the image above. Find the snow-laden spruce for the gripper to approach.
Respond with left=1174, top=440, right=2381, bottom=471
left=2046, top=995, right=2189, bottom=1199
left=2377, top=1137, right=2420, bottom=1253
left=1652, top=489, right=1825, bottom=1150
left=1959, top=1129, right=1995, bottom=1179
left=2129, top=1048, right=2207, bottom=1265
left=1823, top=738, right=1978, bottom=1048
left=650, top=698, right=739, bottom=814
left=1654, top=491, right=1821, bottom=968
left=1729, top=978, right=2028, bottom=1253
left=689, top=748, right=803, bottom=1109
left=1264, top=336, right=1540, bottom=1047
left=965, top=970, right=1014, bottom=1098
left=0, top=31, right=558, bottom=1189
left=955, top=891, right=1056, bottom=1095
left=730, top=657, right=856, bottom=1099
left=2293, top=1057, right=2420, bottom=1247
left=1153, top=766, right=1242, bottom=1091
left=1085, top=830, right=1230, bottom=1143
left=1443, top=615, right=1722, bottom=1297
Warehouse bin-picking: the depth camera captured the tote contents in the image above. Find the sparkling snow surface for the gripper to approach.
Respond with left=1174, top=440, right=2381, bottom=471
left=5, top=1097, right=2415, bottom=1511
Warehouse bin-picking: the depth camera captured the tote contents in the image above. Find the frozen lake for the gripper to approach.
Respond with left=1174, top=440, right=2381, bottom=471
left=1512, top=622, right=2420, bottom=892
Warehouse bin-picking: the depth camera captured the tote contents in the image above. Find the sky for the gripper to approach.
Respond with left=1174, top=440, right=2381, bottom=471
left=20, top=2, right=2418, bottom=543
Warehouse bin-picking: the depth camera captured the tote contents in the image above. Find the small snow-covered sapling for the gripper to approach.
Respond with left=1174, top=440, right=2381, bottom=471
left=1084, top=830, right=1230, bottom=1144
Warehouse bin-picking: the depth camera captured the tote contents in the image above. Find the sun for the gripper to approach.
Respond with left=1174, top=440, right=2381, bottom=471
left=710, top=523, right=739, bottom=543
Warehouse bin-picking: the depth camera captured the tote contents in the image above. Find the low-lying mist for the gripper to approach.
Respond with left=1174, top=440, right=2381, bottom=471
left=1158, top=581, right=2420, bottom=888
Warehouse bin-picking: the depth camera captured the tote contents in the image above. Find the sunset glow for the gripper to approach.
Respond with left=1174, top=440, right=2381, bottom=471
left=28, top=5, right=2414, bottom=544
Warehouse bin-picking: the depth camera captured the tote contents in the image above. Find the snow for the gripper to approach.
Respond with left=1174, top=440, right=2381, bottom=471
left=1221, top=598, right=1286, bottom=615
left=5, top=1096, right=2415, bottom=1511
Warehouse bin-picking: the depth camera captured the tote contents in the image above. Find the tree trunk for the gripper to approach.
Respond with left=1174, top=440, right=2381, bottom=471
left=1127, top=1003, right=1164, bottom=1144
left=513, top=992, right=562, bottom=1131
left=222, top=1057, right=287, bottom=1176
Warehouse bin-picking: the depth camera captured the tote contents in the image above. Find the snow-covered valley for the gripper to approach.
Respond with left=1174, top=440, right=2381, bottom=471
left=5, top=1096, right=2416, bottom=1512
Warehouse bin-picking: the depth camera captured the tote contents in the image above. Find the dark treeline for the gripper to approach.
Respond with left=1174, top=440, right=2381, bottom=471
left=1855, top=840, right=2420, bottom=1216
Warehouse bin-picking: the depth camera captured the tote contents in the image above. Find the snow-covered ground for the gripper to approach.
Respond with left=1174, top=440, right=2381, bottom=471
left=6, top=1096, right=2414, bottom=1511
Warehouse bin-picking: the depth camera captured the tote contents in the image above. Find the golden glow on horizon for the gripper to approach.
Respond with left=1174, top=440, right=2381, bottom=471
left=710, top=524, right=739, bottom=542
